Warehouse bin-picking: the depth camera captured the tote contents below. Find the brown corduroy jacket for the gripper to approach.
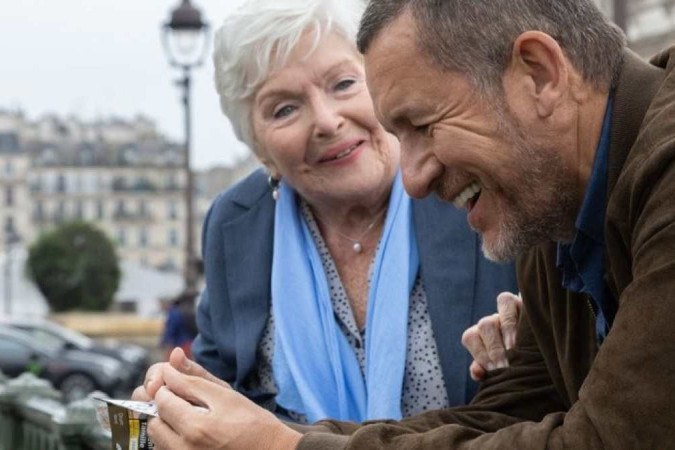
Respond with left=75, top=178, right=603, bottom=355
left=294, top=47, right=675, bottom=449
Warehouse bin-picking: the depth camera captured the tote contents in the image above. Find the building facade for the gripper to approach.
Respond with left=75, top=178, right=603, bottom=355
left=0, top=110, right=256, bottom=275
left=596, top=0, right=675, bottom=56
left=0, top=112, right=31, bottom=255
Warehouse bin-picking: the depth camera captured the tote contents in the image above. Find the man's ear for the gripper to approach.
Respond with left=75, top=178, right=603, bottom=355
left=507, top=31, right=569, bottom=118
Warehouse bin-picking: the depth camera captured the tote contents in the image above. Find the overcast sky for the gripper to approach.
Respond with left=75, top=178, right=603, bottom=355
left=1, top=0, right=251, bottom=169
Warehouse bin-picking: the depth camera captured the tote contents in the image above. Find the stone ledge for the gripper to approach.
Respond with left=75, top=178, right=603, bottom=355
left=50, top=312, right=163, bottom=338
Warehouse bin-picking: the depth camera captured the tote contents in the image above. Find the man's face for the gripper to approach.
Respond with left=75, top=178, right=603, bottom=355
left=364, top=13, right=578, bottom=261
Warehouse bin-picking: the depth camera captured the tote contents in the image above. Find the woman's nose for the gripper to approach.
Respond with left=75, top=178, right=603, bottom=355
left=311, top=97, right=343, bottom=138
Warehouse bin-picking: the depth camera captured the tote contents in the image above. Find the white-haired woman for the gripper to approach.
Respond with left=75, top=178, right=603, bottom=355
left=133, top=0, right=517, bottom=443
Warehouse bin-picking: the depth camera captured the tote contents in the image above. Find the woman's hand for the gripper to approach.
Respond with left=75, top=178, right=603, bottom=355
left=462, top=292, right=523, bottom=381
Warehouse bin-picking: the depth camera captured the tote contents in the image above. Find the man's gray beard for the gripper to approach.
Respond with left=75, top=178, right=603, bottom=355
left=480, top=186, right=576, bottom=262
left=480, top=110, right=578, bottom=262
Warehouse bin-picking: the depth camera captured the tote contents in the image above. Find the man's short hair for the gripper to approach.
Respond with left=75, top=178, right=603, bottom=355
left=357, top=0, right=626, bottom=96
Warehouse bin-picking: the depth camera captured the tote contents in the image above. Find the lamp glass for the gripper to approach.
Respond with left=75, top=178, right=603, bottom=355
left=166, top=29, right=206, bottom=67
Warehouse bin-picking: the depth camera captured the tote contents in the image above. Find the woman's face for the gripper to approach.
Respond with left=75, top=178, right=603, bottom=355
left=251, top=30, right=399, bottom=208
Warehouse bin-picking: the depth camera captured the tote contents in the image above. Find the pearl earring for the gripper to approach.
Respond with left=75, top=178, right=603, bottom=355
left=268, top=175, right=280, bottom=201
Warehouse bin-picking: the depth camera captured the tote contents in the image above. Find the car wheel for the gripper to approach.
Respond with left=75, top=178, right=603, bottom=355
left=59, top=373, right=96, bottom=402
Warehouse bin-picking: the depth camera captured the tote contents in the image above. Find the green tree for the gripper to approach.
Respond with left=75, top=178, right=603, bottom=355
left=26, top=222, right=121, bottom=312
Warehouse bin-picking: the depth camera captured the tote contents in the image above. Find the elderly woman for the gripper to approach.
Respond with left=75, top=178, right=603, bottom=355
left=140, top=0, right=517, bottom=431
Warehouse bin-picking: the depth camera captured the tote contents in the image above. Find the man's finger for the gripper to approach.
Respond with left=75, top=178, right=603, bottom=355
left=154, top=380, right=209, bottom=439
left=143, top=362, right=169, bottom=399
left=476, top=314, right=508, bottom=369
left=147, top=415, right=182, bottom=450
left=168, top=347, right=231, bottom=389
left=131, top=385, right=151, bottom=402
left=497, top=292, right=523, bottom=349
left=469, top=360, right=486, bottom=382
left=462, top=326, right=492, bottom=370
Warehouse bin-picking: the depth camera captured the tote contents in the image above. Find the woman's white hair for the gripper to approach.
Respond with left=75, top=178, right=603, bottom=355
left=213, top=0, right=366, bottom=152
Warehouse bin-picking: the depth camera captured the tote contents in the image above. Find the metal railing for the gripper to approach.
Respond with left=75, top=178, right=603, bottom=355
left=0, top=371, right=112, bottom=450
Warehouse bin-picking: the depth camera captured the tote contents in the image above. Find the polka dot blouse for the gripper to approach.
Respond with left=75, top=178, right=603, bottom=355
left=253, top=200, right=450, bottom=422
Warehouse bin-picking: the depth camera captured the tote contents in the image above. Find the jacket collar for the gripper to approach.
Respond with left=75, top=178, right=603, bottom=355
left=607, top=48, right=667, bottom=194
left=229, top=169, right=273, bottom=210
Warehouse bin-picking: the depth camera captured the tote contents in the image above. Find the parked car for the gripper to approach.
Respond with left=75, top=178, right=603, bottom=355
left=1, top=317, right=150, bottom=385
left=0, top=325, right=137, bottom=402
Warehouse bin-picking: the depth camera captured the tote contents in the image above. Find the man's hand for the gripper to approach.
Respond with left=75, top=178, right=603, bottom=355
left=132, top=347, right=230, bottom=402
left=148, top=365, right=302, bottom=450
left=462, top=292, right=523, bottom=381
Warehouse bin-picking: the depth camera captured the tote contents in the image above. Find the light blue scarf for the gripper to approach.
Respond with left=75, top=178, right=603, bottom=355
left=271, top=172, right=419, bottom=423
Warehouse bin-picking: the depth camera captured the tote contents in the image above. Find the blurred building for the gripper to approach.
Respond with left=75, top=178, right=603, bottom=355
left=596, top=0, right=675, bottom=56
left=0, top=109, right=258, bottom=276
left=0, top=113, right=31, bottom=254
left=196, top=152, right=260, bottom=201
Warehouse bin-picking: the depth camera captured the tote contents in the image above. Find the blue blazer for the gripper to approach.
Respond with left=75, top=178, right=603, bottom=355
left=193, top=169, right=517, bottom=410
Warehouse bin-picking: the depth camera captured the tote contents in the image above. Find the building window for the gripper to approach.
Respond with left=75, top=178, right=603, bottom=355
left=97, top=200, right=104, bottom=219
left=76, top=201, right=84, bottom=219
left=34, top=201, right=44, bottom=221
left=139, top=199, right=147, bottom=217
left=115, top=199, right=126, bottom=217
left=117, top=229, right=126, bottom=246
left=168, top=229, right=178, bottom=247
left=4, top=187, right=13, bottom=206
left=112, top=176, right=127, bottom=191
left=55, top=201, right=66, bottom=223
left=31, top=179, right=42, bottom=193
left=56, top=175, right=66, bottom=193
left=5, top=217, right=15, bottom=235
left=139, top=228, right=148, bottom=247
left=0, top=133, right=19, bottom=153
left=168, top=201, right=178, bottom=220
left=4, top=160, right=13, bottom=176
left=166, top=174, right=179, bottom=190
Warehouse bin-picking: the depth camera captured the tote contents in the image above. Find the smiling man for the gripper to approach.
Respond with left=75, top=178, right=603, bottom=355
left=294, top=0, right=675, bottom=448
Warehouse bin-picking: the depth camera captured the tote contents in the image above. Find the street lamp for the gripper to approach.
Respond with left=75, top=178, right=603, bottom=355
left=3, top=223, right=21, bottom=316
left=613, top=0, right=628, bottom=32
left=161, top=0, right=209, bottom=291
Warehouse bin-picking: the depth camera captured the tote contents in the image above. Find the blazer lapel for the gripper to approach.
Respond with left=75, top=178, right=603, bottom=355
left=413, top=195, right=477, bottom=406
left=221, top=175, right=275, bottom=384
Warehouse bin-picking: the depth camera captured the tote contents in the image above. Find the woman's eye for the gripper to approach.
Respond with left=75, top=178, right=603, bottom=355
left=273, top=105, right=296, bottom=119
left=334, top=79, right=356, bottom=91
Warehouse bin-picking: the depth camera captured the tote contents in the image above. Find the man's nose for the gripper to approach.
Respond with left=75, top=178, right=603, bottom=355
left=400, top=138, right=443, bottom=199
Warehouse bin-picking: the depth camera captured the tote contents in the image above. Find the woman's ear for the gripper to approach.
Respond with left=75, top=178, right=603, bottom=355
left=250, top=132, right=281, bottom=179
left=506, top=31, right=569, bottom=118
left=256, top=153, right=280, bottom=180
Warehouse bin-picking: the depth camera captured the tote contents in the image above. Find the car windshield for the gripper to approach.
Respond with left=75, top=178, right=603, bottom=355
left=13, top=329, right=63, bottom=354
left=48, top=323, right=94, bottom=348
left=18, top=325, right=93, bottom=352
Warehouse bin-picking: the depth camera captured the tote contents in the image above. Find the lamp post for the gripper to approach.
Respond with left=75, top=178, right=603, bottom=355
left=3, top=224, right=21, bottom=317
left=161, top=0, right=209, bottom=292
left=613, top=0, right=628, bottom=32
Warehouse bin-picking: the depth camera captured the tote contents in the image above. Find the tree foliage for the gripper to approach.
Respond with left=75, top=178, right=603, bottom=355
left=26, top=222, right=121, bottom=312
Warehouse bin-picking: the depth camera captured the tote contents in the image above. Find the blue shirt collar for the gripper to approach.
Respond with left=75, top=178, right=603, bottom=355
left=575, top=97, right=614, bottom=243
left=555, top=95, right=615, bottom=344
